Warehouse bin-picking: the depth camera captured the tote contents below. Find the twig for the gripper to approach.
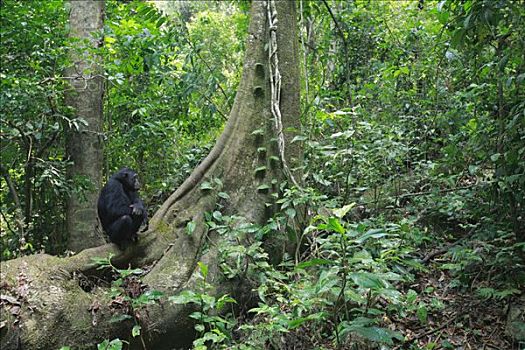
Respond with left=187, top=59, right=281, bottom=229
left=184, top=37, right=232, bottom=111
left=0, top=209, right=17, bottom=236
left=399, top=184, right=477, bottom=199
left=199, top=91, right=228, bottom=121
left=421, top=224, right=477, bottom=264
left=421, top=243, right=457, bottom=264
left=321, top=0, right=352, bottom=105
left=393, top=312, right=458, bottom=350
left=321, top=0, right=348, bottom=56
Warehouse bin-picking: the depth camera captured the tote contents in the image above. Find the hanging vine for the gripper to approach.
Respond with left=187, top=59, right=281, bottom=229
left=266, top=0, right=301, bottom=189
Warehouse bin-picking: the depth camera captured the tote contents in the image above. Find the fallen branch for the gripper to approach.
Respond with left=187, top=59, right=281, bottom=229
left=399, top=184, right=478, bottom=199
left=421, top=227, right=476, bottom=264
left=393, top=312, right=458, bottom=350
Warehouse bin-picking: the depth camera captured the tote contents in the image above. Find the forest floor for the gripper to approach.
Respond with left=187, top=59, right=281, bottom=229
left=396, top=261, right=514, bottom=350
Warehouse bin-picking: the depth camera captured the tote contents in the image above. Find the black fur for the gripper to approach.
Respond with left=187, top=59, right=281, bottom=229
left=97, top=167, right=148, bottom=246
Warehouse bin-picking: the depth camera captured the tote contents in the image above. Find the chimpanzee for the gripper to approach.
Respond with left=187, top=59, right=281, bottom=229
left=97, top=167, right=148, bottom=246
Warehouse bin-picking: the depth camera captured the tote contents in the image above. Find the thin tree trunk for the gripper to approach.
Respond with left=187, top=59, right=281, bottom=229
left=0, top=165, right=25, bottom=239
left=65, top=0, right=105, bottom=251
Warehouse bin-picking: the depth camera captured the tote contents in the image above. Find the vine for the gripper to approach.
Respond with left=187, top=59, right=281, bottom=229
left=266, top=0, right=301, bottom=190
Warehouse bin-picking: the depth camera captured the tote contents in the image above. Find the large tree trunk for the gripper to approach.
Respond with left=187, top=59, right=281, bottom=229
left=65, top=0, right=106, bottom=251
left=0, top=1, right=300, bottom=349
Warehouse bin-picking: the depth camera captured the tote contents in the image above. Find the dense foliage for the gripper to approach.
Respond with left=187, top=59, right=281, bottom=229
left=1, top=0, right=523, bottom=349
left=0, top=0, right=247, bottom=257
left=1, top=0, right=71, bottom=255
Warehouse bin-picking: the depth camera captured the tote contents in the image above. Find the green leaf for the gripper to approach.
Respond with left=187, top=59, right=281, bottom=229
left=186, top=221, right=196, bottom=236
left=216, top=294, right=237, bottom=310
left=144, top=290, right=164, bottom=300
left=117, top=268, right=144, bottom=278
left=169, top=290, right=198, bottom=304
left=417, top=304, right=428, bottom=324
left=212, top=211, right=222, bottom=221
left=198, top=261, right=208, bottom=279
left=436, top=7, right=449, bottom=23
left=97, top=340, right=110, bottom=350
left=218, top=191, right=230, bottom=200
left=406, top=289, right=418, bottom=304
left=333, top=203, right=356, bottom=218
left=498, top=54, right=509, bottom=72
left=355, top=229, right=388, bottom=244
left=291, top=135, right=307, bottom=143
left=355, top=326, right=401, bottom=345
left=285, top=208, right=296, bottom=218
left=109, top=314, right=132, bottom=323
left=349, top=272, right=385, bottom=289
left=92, top=254, right=114, bottom=269
left=451, top=29, right=465, bottom=47
left=200, top=181, right=213, bottom=190
left=490, top=153, right=501, bottom=162
left=132, top=325, right=141, bottom=337
left=394, top=66, right=409, bottom=78
left=327, top=217, right=345, bottom=234
left=296, top=258, right=332, bottom=269
left=287, top=317, right=308, bottom=329
left=466, top=117, right=477, bottom=132
left=213, top=178, right=223, bottom=187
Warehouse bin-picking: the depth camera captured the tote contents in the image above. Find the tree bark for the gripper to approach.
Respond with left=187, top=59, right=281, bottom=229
left=65, top=0, right=106, bottom=251
left=0, top=1, right=300, bottom=349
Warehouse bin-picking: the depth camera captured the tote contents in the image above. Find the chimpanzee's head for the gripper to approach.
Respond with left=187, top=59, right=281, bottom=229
left=114, top=167, right=141, bottom=191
